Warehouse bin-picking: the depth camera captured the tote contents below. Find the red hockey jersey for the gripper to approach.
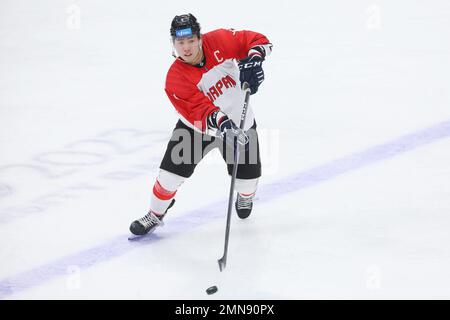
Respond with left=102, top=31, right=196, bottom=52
left=165, top=28, right=271, bottom=134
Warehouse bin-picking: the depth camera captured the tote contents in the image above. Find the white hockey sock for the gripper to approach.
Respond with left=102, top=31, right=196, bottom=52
left=235, top=178, right=259, bottom=198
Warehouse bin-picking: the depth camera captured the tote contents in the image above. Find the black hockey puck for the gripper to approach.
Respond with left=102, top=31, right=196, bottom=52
left=206, top=286, right=218, bottom=295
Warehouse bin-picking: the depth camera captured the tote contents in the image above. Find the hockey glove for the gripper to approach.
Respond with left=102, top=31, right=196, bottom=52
left=238, top=55, right=264, bottom=95
left=208, top=110, right=249, bottom=148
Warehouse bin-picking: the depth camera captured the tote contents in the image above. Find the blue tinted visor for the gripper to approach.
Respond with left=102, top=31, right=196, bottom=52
left=175, top=27, right=193, bottom=38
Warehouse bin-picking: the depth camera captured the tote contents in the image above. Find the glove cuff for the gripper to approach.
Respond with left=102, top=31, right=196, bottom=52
left=248, top=46, right=266, bottom=61
left=248, top=43, right=273, bottom=60
left=207, top=110, right=228, bottom=129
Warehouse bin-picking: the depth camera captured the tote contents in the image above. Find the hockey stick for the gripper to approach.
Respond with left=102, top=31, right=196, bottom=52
left=218, top=81, right=251, bottom=272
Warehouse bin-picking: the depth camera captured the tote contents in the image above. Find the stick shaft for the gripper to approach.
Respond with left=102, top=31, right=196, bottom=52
left=218, top=82, right=251, bottom=271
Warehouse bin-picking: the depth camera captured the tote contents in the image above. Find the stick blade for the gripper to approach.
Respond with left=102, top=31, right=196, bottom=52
left=218, top=257, right=226, bottom=272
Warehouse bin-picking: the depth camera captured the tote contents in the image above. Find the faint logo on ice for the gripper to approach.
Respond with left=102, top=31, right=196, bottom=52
left=366, top=265, right=382, bottom=290
left=66, top=5, right=81, bottom=30
left=67, top=265, right=81, bottom=290
left=366, top=5, right=382, bottom=30
left=0, top=128, right=168, bottom=224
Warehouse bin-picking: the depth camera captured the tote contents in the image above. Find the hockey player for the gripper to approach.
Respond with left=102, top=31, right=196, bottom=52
left=130, top=13, right=272, bottom=236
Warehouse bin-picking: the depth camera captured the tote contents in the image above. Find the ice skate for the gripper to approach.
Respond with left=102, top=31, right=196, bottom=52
left=129, top=199, right=175, bottom=237
left=235, top=193, right=254, bottom=219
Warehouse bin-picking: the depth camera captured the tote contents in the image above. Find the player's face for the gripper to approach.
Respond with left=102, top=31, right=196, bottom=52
left=173, top=36, right=202, bottom=64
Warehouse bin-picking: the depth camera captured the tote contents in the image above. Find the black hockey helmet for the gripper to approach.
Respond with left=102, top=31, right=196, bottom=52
left=170, top=13, right=201, bottom=39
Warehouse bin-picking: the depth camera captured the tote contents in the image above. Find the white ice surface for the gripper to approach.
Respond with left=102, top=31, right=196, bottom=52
left=1, top=0, right=450, bottom=299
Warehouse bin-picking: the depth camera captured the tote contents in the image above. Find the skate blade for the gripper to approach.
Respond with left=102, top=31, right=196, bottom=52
left=128, top=234, right=142, bottom=241
left=127, top=229, right=157, bottom=241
